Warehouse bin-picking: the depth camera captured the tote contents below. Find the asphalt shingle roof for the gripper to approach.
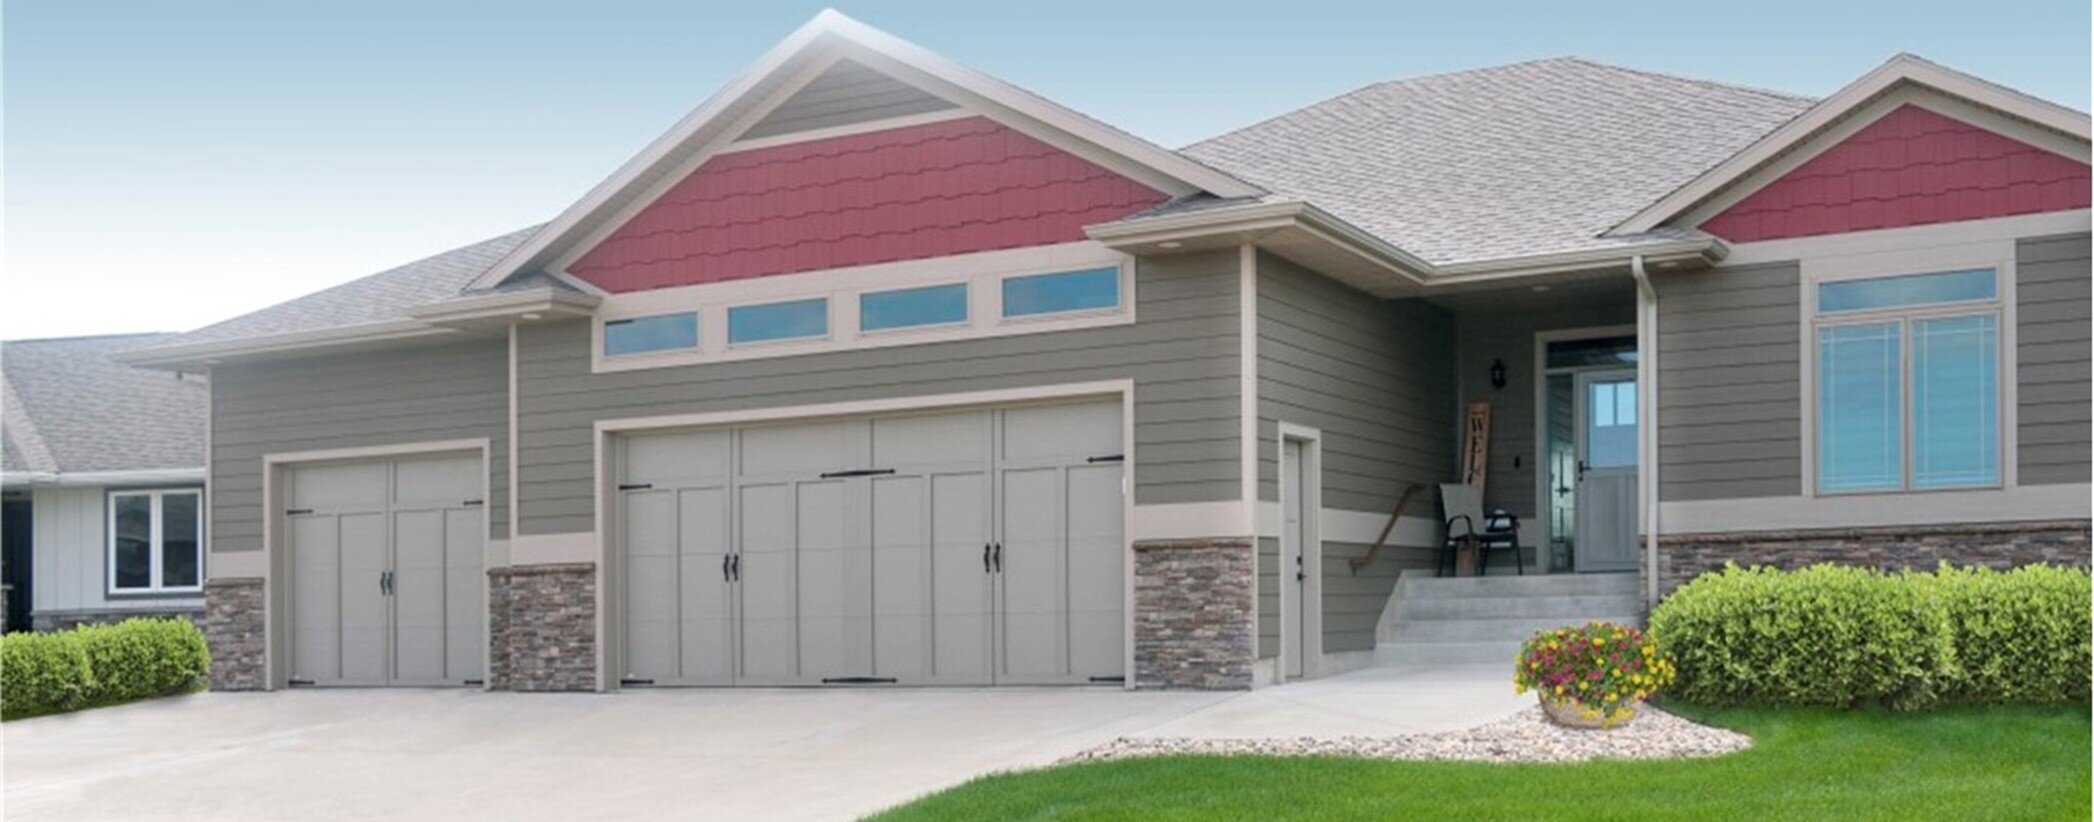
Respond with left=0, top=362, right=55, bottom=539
left=2, top=333, right=207, bottom=474
left=145, top=58, right=1821, bottom=352
left=1179, top=57, right=1816, bottom=265
left=166, top=226, right=543, bottom=347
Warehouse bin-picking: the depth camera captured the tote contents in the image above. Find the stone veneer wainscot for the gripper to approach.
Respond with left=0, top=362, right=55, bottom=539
left=488, top=563, right=597, bottom=692
left=201, top=578, right=266, bottom=691
left=1132, top=537, right=1255, bottom=690
left=1650, top=519, right=2093, bottom=598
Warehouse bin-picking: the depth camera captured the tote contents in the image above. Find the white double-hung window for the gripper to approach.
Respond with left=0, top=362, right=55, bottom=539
left=1813, top=268, right=2001, bottom=494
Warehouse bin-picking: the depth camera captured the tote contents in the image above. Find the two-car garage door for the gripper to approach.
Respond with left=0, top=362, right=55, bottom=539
left=617, top=399, right=1125, bottom=687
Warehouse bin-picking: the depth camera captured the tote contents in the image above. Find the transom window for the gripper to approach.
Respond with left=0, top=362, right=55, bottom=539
left=861, top=283, right=968, bottom=331
left=604, top=312, right=698, bottom=357
left=1814, top=268, right=2000, bottom=494
left=109, top=489, right=203, bottom=593
left=728, top=297, right=829, bottom=345
left=1002, top=267, right=1121, bottom=318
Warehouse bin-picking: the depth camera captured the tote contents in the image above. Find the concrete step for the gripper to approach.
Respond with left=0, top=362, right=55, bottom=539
left=1373, top=640, right=1526, bottom=667
left=1397, top=593, right=1644, bottom=621
left=1398, top=573, right=1639, bottom=599
left=1390, top=614, right=1645, bottom=642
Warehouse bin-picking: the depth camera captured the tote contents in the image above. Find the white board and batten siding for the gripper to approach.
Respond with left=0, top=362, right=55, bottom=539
left=28, top=485, right=204, bottom=616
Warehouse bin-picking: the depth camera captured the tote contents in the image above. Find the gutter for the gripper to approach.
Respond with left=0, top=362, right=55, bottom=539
left=1630, top=255, right=1662, bottom=611
left=2, top=467, right=206, bottom=487
left=117, top=287, right=603, bottom=370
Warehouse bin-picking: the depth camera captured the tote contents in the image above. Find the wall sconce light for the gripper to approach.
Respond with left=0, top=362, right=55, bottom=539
left=1489, top=358, right=1507, bottom=390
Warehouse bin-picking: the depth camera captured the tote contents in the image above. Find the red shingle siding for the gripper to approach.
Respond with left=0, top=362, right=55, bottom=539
left=1701, top=104, right=2090, bottom=243
left=569, top=116, right=1171, bottom=292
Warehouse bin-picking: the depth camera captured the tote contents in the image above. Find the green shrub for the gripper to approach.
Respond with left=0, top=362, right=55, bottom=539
left=1649, top=562, right=2091, bottom=710
left=73, top=618, right=212, bottom=704
left=1, top=617, right=210, bottom=721
left=1, top=630, right=96, bottom=719
left=1932, top=565, right=2093, bottom=704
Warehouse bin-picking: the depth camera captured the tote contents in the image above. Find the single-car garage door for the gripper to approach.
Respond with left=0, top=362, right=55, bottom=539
left=617, top=398, right=1124, bottom=687
left=285, top=452, right=485, bottom=686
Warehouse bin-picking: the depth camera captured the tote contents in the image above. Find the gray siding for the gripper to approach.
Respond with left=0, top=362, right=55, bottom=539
left=1252, top=253, right=1457, bottom=656
left=737, top=59, right=957, bottom=141
left=1654, top=260, right=1803, bottom=502
left=210, top=338, right=510, bottom=554
left=1456, top=300, right=1637, bottom=518
left=1256, top=253, right=1457, bottom=509
left=2016, top=232, right=2091, bottom=485
left=515, top=251, right=1241, bottom=535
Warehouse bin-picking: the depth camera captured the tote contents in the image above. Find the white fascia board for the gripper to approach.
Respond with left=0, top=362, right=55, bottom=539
left=1089, top=201, right=1723, bottom=287
left=1613, top=54, right=2093, bottom=236
left=464, top=10, right=1260, bottom=295
left=3, top=468, right=205, bottom=487
left=406, top=287, right=603, bottom=326
left=115, top=320, right=458, bottom=370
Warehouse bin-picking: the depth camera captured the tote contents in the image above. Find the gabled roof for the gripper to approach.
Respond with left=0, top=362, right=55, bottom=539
left=2, top=333, right=206, bottom=479
left=464, top=9, right=1262, bottom=293
left=1614, top=53, right=2093, bottom=235
left=1177, top=57, right=1816, bottom=267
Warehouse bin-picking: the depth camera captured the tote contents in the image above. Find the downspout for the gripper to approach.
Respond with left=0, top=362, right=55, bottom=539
left=1630, top=256, right=1661, bottom=611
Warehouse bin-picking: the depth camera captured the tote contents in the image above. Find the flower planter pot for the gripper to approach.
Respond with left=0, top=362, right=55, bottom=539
left=1540, top=694, right=1641, bottom=730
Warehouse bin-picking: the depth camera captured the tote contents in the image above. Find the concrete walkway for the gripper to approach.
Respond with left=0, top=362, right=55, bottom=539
left=3, top=663, right=1520, bottom=821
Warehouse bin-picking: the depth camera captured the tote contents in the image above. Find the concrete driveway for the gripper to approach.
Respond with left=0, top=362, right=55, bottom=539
left=4, top=663, right=1520, bottom=821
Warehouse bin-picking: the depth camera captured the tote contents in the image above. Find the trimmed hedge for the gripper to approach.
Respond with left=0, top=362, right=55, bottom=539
left=2, top=617, right=211, bottom=720
left=1649, top=563, right=2091, bottom=710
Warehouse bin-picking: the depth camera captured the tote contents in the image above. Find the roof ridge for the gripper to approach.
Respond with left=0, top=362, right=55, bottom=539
left=1553, top=56, right=1815, bottom=103
left=1181, top=56, right=1582, bottom=151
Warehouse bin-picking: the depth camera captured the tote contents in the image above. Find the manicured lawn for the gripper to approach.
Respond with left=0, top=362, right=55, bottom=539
left=872, top=705, right=2090, bottom=821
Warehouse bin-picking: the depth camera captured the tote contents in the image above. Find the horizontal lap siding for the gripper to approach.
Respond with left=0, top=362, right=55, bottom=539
left=1256, top=253, right=1456, bottom=510
left=2016, top=232, right=2091, bottom=484
left=1656, top=261, right=1803, bottom=501
left=1254, top=254, right=1454, bottom=655
left=515, top=251, right=1240, bottom=535
left=210, top=339, right=510, bottom=554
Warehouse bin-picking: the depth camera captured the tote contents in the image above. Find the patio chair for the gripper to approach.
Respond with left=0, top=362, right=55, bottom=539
left=1437, top=483, right=1523, bottom=577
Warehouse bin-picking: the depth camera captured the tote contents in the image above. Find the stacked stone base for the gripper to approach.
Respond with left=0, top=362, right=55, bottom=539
left=1133, top=537, right=1255, bottom=690
left=1652, top=519, right=2092, bottom=598
left=202, top=578, right=267, bottom=691
left=488, top=563, right=597, bottom=692
left=32, top=606, right=204, bottom=633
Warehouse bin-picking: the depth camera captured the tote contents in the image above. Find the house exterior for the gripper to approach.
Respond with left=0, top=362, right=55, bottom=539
left=2, top=334, right=210, bottom=632
left=122, top=12, right=2089, bottom=693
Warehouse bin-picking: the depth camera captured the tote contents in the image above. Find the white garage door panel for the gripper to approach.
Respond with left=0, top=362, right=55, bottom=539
left=286, top=452, right=484, bottom=687
left=618, top=397, right=1123, bottom=688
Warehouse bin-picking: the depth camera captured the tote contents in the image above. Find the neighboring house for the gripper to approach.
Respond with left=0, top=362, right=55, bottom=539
left=121, top=12, right=2089, bottom=693
left=2, top=334, right=209, bottom=632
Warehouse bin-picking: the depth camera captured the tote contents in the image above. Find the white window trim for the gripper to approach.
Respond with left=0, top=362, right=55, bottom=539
left=589, top=242, right=1135, bottom=373
left=1801, top=240, right=2017, bottom=498
left=107, top=488, right=205, bottom=595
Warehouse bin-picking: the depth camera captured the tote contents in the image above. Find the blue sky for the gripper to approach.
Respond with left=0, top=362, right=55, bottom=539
left=4, top=0, right=2087, bottom=339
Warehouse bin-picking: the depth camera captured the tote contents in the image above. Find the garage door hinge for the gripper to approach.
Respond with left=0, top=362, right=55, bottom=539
left=460, top=499, right=484, bottom=507
left=287, top=678, right=315, bottom=687
left=620, top=677, right=655, bottom=686
left=616, top=483, right=654, bottom=491
left=1086, top=454, right=1125, bottom=463
left=821, top=676, right=898, bottom=685
left=284, top=508, right=315, bottom=515
left=462, top=679, right=484, bottom=686
left=1089, top=676, right=1126, bottom=684
left=818, top=468, right=896, bottom=479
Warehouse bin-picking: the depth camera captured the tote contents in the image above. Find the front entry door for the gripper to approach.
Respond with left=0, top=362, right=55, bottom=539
left=1574, top=370, right=1639, bottom=573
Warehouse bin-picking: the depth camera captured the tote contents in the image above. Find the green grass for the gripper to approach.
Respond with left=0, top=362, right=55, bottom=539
left=871, top=705, right=2090, bottom=821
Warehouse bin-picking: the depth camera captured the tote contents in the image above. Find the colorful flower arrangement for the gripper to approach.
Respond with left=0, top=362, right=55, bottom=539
left=1513, top=621, right=1676, bottom=729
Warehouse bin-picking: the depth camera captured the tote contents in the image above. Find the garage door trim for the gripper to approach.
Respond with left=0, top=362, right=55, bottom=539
left=592, top=380, right=1136, bottom=692
left=261, top=438, right=493, bottom=691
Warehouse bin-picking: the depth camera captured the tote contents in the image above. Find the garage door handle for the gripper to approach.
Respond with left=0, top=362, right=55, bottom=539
left=992, top=542, right=1003, bottom=573
left=983, top=543, right=992, bottom=574
left=730, top=554, right=741, bottom=581
left=722, top=553, right=732, bottom=582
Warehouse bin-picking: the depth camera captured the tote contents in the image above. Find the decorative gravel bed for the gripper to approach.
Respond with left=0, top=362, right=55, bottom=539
left=1066, top=705, right=1753, bottom=764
